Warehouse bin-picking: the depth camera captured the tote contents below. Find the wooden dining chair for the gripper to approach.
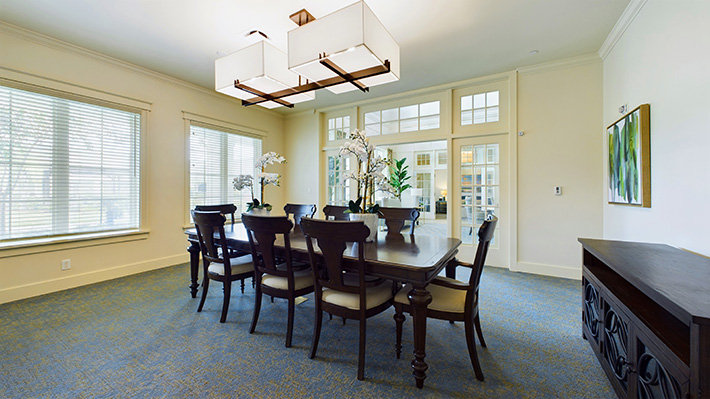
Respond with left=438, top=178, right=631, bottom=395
left=377, top=207, right=420, bottom=235
left=241, top=213, right=315, bottom=348
left=194, top=204, right=237, bottom=224
left=393, top=215, right=498, bottom=381
left=283, top=203, right=317, bottom=226
left=192, top=210, right=254, bottom=323
left=300, top=217, right=396, bottom=380
left=322, top=205, right=349, bottom=221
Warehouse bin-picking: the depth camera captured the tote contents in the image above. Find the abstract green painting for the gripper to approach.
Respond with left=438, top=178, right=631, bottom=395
left=607, top=104, right=651, bottom=207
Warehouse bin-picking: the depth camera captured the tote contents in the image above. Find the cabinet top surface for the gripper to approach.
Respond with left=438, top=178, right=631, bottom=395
left=579, top=238, right=710, bottom=324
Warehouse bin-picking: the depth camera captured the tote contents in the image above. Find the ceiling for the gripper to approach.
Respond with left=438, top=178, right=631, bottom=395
left=0, top=0, right=630, bottom=114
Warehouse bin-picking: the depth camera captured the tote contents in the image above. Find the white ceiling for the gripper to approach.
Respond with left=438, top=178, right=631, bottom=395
left=0, top=0, right=630, bottom=113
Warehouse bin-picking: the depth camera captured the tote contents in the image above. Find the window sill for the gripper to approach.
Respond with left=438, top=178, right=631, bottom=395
left=0, top=229, right=150, bottom=259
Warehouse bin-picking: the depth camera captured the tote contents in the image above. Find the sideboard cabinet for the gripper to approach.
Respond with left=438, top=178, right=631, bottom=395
left=579, top=239, right=710, bottom=399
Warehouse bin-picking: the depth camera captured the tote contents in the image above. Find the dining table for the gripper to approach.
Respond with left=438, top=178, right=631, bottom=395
left=185, top=219, right=462, bottom=388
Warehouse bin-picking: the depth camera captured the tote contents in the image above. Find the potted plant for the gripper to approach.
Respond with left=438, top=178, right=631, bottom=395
left=339, top=130, right=395, bottom=241
left=233, top=151, right=285, bottom=213
left=388, top=157, right=412, bottom=205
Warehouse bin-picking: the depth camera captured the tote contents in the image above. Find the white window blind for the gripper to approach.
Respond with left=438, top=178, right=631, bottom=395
left=189, top=124, right=262, bottom=216
left=0, top=85, right=141, bottom=241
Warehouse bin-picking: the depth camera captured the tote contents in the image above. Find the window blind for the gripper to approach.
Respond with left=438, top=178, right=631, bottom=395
left=0, top=85, right=141, bottom=241
left=189, top=124, right=261, bottom=217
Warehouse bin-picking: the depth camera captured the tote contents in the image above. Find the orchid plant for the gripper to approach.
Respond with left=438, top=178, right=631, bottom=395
left=338, top=130, right=396, bottom=214
left=233, top=151, right=285, bottom=211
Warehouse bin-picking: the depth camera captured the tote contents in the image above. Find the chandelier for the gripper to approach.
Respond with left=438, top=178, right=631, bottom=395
left=215, top=1, right=400, bottom=109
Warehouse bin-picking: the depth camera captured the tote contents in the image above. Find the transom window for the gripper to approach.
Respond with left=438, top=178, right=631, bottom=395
left=327, top=116, right=350, bottom=141
left=0, top=85, right=141, bottom=241
left=364, top=101, right=440, bottom=136
left=461, top=91, right=499, bottom=125
left=415, top=152, right=431, bottom=167
left=326, top=153, right=351, bottom=205
left=189, top=124, right=261, bottom=218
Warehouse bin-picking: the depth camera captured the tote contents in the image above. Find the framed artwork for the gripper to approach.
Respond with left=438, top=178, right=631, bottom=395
left=607, top=104, right=650, bottom=207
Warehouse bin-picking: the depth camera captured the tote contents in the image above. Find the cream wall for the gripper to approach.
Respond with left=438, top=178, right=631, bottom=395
left=283, top=112, right=321, bottom=209
left=602, top=1, right=710, bottom=256
left=516, top=60, right=604, bottom=278
left=0, top=24, right=284, bottom=303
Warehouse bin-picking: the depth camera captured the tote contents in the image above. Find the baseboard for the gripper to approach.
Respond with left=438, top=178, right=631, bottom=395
left=0, top=254, right=190, bottom=304
left=510, top=261, right=581, bottom=280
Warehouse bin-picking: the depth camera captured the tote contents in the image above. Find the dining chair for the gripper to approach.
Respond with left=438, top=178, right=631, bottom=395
left=377, top=206, right=420, bottom=235
left=194, top=204, right=237, bottom=224
left=283, top=203, right=317, bottom=226
left=241, top=213, right=315, bottom=348
left=393, top=215, right=498, bottom=381
left=192, top=210, right=254, bottom=323
left=300, top=217, right=396, bottom=380
left=322, top=205, right=349, bottom=221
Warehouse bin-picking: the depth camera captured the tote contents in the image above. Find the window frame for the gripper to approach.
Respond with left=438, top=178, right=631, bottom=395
left=359, top=92, right=447, bottom=139
left=453, top=80, right=509, bottom=135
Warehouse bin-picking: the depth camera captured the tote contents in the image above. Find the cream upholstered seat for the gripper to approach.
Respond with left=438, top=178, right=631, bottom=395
left=300, top=217, right=396, bottom=381
left=394, top=276, right=469, bottom=313
left=192, top=210, right=254, bottom=323
left=241, top=213, right=315, bottom=348
left=394, top=216, right=497, bottom=382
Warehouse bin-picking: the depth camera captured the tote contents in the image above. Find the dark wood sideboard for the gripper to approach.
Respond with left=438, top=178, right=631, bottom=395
left=579, top=239, right=710, bottom=399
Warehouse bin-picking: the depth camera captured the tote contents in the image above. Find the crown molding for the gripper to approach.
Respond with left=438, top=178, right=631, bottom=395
left=0, top=21, right=283, bottom=119
left=598, top=0, right=648, bottom=60
left=516, top=53, right=601, bottom=75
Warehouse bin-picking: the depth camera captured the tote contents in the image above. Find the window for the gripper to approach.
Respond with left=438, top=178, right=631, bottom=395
left=189, top=124, right=261, bottom=217
left=461, top=91, right=499, bottom=125
left=326, top=153, right=351, bottom=205
left=327, top=116, right=350, bottom=141
left=436, top=150, right=447, bottom=168
left=415, top=152, right=431, bottom=167
left=0, top=85, right=141, bottom=241
left=460, top=143, right=499, bottom=244
left=364, top=101, right=440, bottom=136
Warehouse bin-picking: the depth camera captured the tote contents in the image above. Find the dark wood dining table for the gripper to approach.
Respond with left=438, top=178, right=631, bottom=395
left=185, top=221, right=461, bottom=388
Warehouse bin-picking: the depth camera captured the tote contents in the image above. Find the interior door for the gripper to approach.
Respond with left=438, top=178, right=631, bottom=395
left=453, top=134, right=509, bottom=267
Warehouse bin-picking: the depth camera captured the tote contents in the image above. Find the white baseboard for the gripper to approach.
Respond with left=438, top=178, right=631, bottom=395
left=0, top=254, right=190, bottom=304
left=510, top=261, right=582, bottom=280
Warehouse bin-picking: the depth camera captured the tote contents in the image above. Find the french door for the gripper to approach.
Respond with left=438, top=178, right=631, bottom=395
left=453, top=134, right=509, bottom=267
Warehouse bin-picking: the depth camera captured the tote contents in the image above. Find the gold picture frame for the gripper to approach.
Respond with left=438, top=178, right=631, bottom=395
left=607, top=104, right=651, bottom=207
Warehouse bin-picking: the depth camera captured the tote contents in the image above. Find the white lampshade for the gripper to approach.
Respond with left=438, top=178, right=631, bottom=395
left=287, top=1, right=400, bottom=94
left=215, top=41, right=315, bottom=108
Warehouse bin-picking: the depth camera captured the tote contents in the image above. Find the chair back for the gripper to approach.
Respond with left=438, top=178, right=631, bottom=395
left=191, top=210, right=229, bottom=266
left=322, top=205, right=349, bottom=221
left=241, top=213, right=295, bottom=278
left=195, top=204, right=237, bottom=224
left=378, top=207, right=420, bottom=235
left=300, top=218, right=370, bottom=299
left=283, top=203, right=317, bottom=226
left=468, top=216, right=498, bottom=289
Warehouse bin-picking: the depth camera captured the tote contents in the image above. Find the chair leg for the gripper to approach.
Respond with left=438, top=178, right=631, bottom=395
left=394, top=305, right=405, bottom=359
left=464, top=316, right=484, bottom=381
left=285, top=297, right=295, bottom=348
left=220, top=280, right=231, bottom=323
left=249, top=284, right=262, bottom=334
left=474, top=314, right=487, bottom=348
left=357, top=317, right=366, bottom=381
left=197, top=275, right=210, bottom=312
left=240, top=278, right=245, bottom=294
left=310, top=297, right=323, bottom=359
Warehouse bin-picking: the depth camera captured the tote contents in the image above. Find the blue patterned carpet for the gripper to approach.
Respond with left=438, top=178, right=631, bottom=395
left=0, top=263, right=613, bottom=398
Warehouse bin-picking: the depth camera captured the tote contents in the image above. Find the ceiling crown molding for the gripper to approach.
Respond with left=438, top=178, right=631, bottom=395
left=598, top=0, right=648, bottom=60
left=0, top=21, right=282, bottom=118
left=516, top=54, right=601, bottom=76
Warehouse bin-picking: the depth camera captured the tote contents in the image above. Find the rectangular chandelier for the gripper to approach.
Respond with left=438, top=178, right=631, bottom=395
left=214, top=0, right=399, bottom=109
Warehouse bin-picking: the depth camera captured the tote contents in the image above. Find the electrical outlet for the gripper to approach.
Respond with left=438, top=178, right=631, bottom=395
left=554, top=186, right=562, bottom=196
left=61, top=259, right=71, bottom=271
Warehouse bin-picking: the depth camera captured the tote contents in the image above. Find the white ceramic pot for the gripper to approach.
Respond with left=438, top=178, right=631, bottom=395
left=349, top=213, right=379, bottom=242
left=249, top=207, right=270, bottom=215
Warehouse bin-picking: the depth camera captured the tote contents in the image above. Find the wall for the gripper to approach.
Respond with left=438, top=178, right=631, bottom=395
left=0, top=24, right=284, bottom=303
left=282, top=112, right=321, bottom=210
left=602, top=1, right=710, bottom=256
left=516, top=59, right=604, bottom=278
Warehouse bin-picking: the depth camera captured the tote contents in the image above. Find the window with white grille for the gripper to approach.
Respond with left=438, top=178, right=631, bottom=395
left=461, top=91, right=499, bottom=125
left=364, top=100, right=440, bottom=136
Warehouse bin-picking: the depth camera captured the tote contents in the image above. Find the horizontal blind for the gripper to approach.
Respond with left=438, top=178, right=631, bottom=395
left=0, top=85, right=141, bottom=240
left=189, top=124, right=261, bottom=217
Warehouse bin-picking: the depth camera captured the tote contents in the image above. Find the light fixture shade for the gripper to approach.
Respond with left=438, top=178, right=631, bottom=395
left=215, top=41, right=315, bottom=108
left=288, top=1, right=399, bottom=94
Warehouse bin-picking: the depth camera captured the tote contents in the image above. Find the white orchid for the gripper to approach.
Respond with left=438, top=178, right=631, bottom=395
left=233, top=174, right=253, bottom=191
left=233, top=152, right=286, bottom=211
left=256, top=172, right=281, bottom=187
left=255, top=152, right=286, bottom=170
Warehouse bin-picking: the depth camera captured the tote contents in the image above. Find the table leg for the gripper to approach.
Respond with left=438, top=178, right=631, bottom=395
left=187, top=241, right=201, bottom=298
left=408, top=284, right=432, bottom=389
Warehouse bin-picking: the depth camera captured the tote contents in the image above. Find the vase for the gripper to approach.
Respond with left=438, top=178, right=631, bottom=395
left=349, top=213, right=379, bottom=242
left=249, top=207, right=270, bottom=215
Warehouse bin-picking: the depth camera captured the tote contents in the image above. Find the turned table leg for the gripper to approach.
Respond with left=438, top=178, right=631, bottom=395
left=187, top=240, right=201, bottom=298
left=408, top=284, right=432, bottom=389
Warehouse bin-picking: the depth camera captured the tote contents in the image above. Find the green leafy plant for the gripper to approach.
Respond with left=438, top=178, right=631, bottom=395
left=346, top=198, right=380, bottom=214
left=389, top=157, right=412, bottom=200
